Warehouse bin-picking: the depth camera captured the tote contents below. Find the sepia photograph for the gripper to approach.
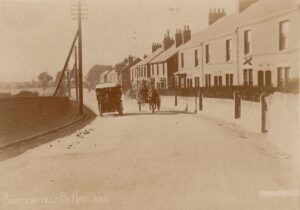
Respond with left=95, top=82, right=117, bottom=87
left=0, top=0, right=299, bottom=209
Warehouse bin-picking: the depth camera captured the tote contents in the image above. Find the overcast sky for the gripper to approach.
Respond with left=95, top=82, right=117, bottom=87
left=0, top=0, right=236, bottom=82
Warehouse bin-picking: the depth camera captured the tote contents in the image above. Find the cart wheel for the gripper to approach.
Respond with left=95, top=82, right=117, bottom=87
left=98, top=102, right=103, bottom=117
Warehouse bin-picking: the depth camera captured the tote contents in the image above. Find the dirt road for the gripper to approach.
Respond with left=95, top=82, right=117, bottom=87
left=0, top=90, right=298, bottom=210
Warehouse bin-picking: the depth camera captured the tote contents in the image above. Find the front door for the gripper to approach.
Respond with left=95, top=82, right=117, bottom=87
left=258, top=70, right=264, bottom=87
left=265, top=71, right=272, bottom=87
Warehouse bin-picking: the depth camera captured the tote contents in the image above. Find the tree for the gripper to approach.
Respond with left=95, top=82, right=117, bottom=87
left=38, top=72, right=53, bottom=96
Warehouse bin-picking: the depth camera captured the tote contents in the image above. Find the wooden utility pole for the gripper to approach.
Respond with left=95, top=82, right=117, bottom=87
left=71, top=0, right=87, bottom=114
left=77, top=1, right=83, bottom=114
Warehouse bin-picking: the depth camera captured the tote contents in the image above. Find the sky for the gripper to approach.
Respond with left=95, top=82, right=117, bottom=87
left=0, top=0, right=236, bottom=82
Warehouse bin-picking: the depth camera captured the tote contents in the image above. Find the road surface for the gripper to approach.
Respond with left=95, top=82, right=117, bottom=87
left=0, top=90, right=298, bottom=210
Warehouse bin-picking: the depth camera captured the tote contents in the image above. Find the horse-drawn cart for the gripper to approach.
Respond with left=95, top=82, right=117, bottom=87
left=136, top=80, right=160, bottom=113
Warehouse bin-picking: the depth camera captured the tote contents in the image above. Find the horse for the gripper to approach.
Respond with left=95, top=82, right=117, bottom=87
left=148, top=90, right=161, bottom=113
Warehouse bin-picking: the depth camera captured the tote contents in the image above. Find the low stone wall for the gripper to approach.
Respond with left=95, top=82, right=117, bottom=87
left=0, top=97, right=72, bottom=144
left=239, top=100, right=262, bottom=133
left=268, top=93, right=299, bottom=156
left=202, top=98, right=235, bottom=123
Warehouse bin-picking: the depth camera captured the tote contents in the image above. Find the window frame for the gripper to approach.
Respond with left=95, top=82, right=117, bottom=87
left=181, top=53, right=184, bottom=68
left=205, top=44, right=210, bottom=64
left=279, top=20, right=290, bottom=51
left=195, top=49, right=199, bottom=67
left=226, top=39, right=232, bottom=62
left=244, top=30, right=252, bottom=55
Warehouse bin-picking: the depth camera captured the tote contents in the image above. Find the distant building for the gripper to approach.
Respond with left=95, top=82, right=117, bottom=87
left=99, top=69, right=110, bottom=83
left=119, top=56, right=141, bottom=92
left=131, top=45, right=164, bottom=88
left=106, top=68, right=118, bottom=83
left=148, top=26, right=191, bottom=89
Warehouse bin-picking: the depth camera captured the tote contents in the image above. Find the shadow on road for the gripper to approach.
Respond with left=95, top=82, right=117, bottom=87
left=0, top=106, right=97, bottom=162
left=97, top=110, right=191, bottom=118
left=123, top=110, right=188, bottom=116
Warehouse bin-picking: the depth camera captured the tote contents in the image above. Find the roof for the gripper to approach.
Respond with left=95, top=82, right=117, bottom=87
left=95, top=83, right=120, bottom=89
left=137, top=48, right=164, bottom=66
left=179, top=0, right=298, bottom=50
left=120, top=58, right=141, bottom=72
left=107, top=68, right=116, bottom=75
left=101, top=70, right=110, bottom=77
left=130, top=60, right=142, bottom=69
left=150, top=44, right=179, bottom=63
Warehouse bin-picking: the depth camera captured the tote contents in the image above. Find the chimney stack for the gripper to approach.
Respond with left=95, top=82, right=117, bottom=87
left=183, top=25, right=191, bottom=44
left=128, top=55, right=134, bottom=65
left=208, top=8, right=226, bottom=25
left=163, top=30, right=174, bottom=50
left=175, top=29, right=183, bottom=48
left=237, top=0, right=259, bottom=13
left=152, top=43, right=162, bottom=53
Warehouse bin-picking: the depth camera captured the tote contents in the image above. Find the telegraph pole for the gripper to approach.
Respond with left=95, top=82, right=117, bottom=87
left=77, top=1, right=83, bottom=115
left=71, top=0, right=87, bottom=115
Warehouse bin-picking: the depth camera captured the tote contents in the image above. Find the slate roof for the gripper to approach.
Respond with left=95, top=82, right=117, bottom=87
left=150, top=45, right=179, bottom=63
left=137, top=48, right=164, bottom=66
left=178, top=0, right=298, bottom=50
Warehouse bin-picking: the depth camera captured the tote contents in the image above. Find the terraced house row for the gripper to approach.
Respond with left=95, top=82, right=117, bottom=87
left=130, top=0, right=300, bottom=90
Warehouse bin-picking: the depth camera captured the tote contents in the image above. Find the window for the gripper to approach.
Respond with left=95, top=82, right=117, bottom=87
left=163, top=64, right=165, bottom=75
left=195, top=50, right=199, bottom=67
left=214, top=76, right=218, bottom=87
left=195, top=77, right=200, bottom=88
left=249, top=69, right=253, bottom=86
left=181, top=53, right=184, bottom=68
left=243, top=69, right=253, bottom=86
left=218, top=76, right=222, bottom=87
left=157, top=64, right=159, bottom=75
left=160, top=79, right=166, bottom=89
left=213, top=76, right=222, bottom=87
left=277, top=67, right=290, bottom=87
left=279, top=20, right=289, bottom=50
left=180, top=77, right=185, bottom=88
left=226, top=39, right=232, bottom=61
left=225, top=74, right=233, bottom=86
left=205, top=44, right=210, bottom=63
left=205, top=74, right=211, bottom=87
left=144, top=68, right=147, bottom=77
left=244, top=30, right=251, bottom=55
left=151, top=65, right=154, bottom=75
left=156, top=82, right=160, bottom=90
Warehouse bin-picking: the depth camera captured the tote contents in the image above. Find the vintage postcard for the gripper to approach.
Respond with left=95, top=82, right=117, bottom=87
left=0, top=0, right=299, bottom=209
